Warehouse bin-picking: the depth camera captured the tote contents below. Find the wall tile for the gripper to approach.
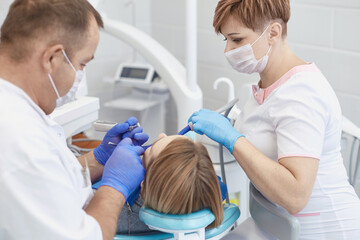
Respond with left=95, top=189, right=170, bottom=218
left=151, top=0, right=185, bottom=26
left=0, top=1, right=12, bottom=25
left=151, top=24, right=187, bottom=62
left=337, top=92, right=360, bottom=127
left=290, top=44, right=360, bottom=95
left=197, top=0, right=219, bottom=30
left=333, top=9, right=360, bottom=52
left=99, top=0, right=151, bottom=26
left=198, top=30, right=229, bottom=67
left=290, top=43, right=360, bottom=125
left=294, top=0, right=360, bottom=8
left=288, top=5, right=333, bottom=47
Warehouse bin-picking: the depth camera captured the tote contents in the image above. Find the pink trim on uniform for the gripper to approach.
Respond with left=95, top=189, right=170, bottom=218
left=293, top=212, right=321, bottom=217
left=278, top=154, right=320, bottom=160
left=252, top=63, right=320, bottom=104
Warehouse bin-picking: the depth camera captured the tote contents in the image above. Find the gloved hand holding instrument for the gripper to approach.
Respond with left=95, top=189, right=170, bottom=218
left=141, top=98, right=243, bottom=151
left=188, top=98, right=244, bottom=204
left=93, top=117, right=149, bottom=165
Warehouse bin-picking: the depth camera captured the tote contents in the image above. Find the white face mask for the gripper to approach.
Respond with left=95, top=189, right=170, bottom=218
left=225, top=25, right=272, bottom=74
left=48, top=49, right=85, bottom=107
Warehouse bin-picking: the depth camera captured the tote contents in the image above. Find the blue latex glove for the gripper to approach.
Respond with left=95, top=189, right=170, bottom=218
left=188, top=109, right=244, bottom=153
left=127, top=185, right=141, bottom=206
left=94, top=117, right=149, bottom=165
left=123, top=125, right=149, bottom=146
left=100, top=138, right=145, bottom=200
left=92, top=178, right=141, bottom=205
left=217, top=176, right=228, bottom=201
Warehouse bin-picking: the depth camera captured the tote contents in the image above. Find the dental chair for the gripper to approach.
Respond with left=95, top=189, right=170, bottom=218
left=114, top=203, right=240, bottom=240
left=342, top=116, right=360, bottom=187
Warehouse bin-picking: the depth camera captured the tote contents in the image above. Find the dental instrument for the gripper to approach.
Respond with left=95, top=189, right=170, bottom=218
left=142, top=98, right=239, bottom=151
left=93, top=120, right=140, bottom=132
left=93, top=121, right=140, bottom=146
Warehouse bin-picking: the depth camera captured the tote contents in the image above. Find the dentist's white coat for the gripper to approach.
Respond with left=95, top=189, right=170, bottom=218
left=0, top=79, right=102, bottom=239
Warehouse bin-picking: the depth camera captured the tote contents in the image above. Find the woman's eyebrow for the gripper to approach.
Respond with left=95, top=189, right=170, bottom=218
left=227, top=32, right=241, bottom=36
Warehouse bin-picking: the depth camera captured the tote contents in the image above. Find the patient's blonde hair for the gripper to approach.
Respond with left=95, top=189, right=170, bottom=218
left=142, top=138, right=223, bottom=228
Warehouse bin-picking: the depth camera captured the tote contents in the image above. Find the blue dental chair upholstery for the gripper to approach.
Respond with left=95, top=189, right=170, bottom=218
left=114, top=203, right=240, bottom=240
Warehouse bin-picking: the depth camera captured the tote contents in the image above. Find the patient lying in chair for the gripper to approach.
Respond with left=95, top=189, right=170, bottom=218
left=116, top=134, right=226, bottom=234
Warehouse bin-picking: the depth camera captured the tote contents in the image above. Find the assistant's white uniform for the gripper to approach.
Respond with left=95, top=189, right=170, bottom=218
left=235, top=63, right=360, bottom=239
left=0, top=79, right=102, bottom=239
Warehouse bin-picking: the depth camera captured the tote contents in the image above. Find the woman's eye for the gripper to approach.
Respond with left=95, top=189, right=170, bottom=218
left=233, top=38, right=242, bottom=43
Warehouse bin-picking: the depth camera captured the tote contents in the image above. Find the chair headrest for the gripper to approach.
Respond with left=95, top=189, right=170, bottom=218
left=139, top=207, right=215, bottom=231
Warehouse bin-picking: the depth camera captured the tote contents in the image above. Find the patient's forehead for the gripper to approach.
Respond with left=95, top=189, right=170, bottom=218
left=143, top=135, right=189, bottom=169
left=151, top=135, right=189, bottom=156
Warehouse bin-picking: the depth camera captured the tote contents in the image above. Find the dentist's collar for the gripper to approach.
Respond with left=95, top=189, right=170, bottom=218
left=252, top=62, right=319, bottom=105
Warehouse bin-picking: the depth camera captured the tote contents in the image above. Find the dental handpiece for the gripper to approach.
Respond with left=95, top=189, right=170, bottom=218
left=142, top=98, right=239, bottom=151
left=93, top=120, right=140, bottom=132
left=93, top=120, right=140, bottom=146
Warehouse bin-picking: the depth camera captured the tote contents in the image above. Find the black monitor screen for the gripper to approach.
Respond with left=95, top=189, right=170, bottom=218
left=121, top=67, right=148, bottom=80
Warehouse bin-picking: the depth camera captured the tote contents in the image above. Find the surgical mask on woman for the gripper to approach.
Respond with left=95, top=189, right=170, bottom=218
left=225, top=25, right=271, bottom=74
left=48, top=49, right=85, bottom=107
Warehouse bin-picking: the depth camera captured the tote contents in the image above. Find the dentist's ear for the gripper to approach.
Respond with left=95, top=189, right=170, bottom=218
left=268, top=22, right=282, bottom=45
left=41, top=44, right=64, bottom=73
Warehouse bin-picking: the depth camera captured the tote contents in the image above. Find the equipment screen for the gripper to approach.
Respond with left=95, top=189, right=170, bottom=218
left=120, top=67, right=148, bottom=80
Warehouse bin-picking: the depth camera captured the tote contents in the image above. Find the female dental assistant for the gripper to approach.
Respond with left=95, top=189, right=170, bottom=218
left=188, top=0, right=360, bottom=239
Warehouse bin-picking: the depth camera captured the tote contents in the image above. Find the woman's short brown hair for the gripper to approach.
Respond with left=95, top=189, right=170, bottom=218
left=142, top=138, right=224, bottom=228
left=213, top=0, right=290, bottom=36
left=0, top=0, right=103, bottom=61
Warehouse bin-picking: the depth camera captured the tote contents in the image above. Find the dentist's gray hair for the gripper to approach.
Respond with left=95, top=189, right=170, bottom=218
left=0, top=0, right=103, bottom=61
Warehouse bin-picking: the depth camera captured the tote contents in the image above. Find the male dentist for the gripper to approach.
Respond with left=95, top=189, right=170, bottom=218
left=0, top=1, right=148, bottom=239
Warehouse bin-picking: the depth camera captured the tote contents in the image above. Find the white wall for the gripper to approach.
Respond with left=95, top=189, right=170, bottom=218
left=0, top=1, right=11, bottom=24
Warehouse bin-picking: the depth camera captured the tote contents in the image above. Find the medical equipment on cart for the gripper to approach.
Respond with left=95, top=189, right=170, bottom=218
left=50, top=97, right=100, bottom=139
left=114, top=63, right=158, bottom=86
